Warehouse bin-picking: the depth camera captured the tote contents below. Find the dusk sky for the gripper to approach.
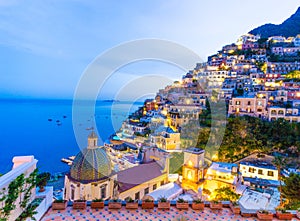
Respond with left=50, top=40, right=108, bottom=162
left=1, top=0, right=299, bottom=100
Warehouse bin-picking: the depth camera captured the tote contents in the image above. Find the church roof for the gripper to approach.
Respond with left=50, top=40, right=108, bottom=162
left=70, top=147, right=112, bottom=183
left=117, top=162, right=165, bottom=193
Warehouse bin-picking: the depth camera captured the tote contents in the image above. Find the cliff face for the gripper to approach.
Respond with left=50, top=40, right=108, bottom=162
left=249, top=7, right=300, bottom=38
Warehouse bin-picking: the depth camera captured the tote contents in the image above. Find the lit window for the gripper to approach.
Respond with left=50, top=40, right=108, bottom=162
left=187, top=170, right=193, bottom=180
left=267, top=171, right=274, bottom=176
left=249, top=168, right=255, bottom=173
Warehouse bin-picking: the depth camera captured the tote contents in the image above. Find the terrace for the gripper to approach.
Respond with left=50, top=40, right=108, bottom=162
left=41, top=203, right=299, bottom=221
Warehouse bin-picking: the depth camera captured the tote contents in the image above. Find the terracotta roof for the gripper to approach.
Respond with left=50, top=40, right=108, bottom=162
left=117, top=161, right=165, bottom=193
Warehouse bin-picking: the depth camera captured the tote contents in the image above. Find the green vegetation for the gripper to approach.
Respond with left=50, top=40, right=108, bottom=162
left=285, top=70, right=300, bottom=79
left=197, top=116, right=300, bottom=162
left=0, top=169, right=38, bottom=221
left=37, top=172, right=50, bottom=192
left=169, top=152, right=183, bottom=175
left=273, top=156, right=286, bottom=206
left=212, top=187, right=240, bottom=201
left=282, top=173, right=300, bottom=209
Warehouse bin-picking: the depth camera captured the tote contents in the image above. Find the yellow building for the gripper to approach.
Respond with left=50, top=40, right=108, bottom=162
left=181, top=147, right=205, bottom=192
left=204, top=162, right=239, bottom=193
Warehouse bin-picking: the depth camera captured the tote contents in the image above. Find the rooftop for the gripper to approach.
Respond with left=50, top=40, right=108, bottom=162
left=239, top=161, right=277, bottom=170
left=184, top=147, right=205, bottom=155
left=42, top=206, right=264, bottom=221
left=117, top=161, right=165, bottom=193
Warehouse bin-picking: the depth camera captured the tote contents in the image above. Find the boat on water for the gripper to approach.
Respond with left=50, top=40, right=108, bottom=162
left=68, top=156, right=76, bottom=160
left=61, top=158, right=73, bottom=165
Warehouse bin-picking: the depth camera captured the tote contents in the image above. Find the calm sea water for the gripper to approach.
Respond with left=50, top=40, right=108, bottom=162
left=0, top=99, right=141, bottom=174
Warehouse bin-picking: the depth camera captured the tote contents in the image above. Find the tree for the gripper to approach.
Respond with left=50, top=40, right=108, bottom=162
left=282, top=173, right=300, bottom=207
left=36, top=172, right=50, bottom=192
left=272, top=156, right=285, bottom=206
left=212, top=187, right=240, bottom=202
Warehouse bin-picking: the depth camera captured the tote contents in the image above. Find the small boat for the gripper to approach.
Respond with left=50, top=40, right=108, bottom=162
left=61, top=158, right=73, bottom=165
left=56, top=120, right=60, bottom=123
left=68, top=156, right=76, bottom=161
left=48, top=118, right=53, bottom=122
left=63, top=115, right=67, bottom=118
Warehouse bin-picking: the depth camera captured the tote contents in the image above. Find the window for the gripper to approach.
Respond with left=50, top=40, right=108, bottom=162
left=144, top=187, right=149, bottom=195
left=71, top=187, right=75, bottom=200
left=153, top=184, right=157, bottom=190
left=267, top=171, right=274, bottom=177
left=135, top=192, right=140, bottom=200
left=236, top=101, right=240, bottom=105
left=248, top=167, right=255, bottom=173
left=258, top=169, right=263, bottom=175
left=100, top=185, right=106, bottom=199
left=160, top=180, right=165, bottom=186
left=248, top=101, right=251, bottom=105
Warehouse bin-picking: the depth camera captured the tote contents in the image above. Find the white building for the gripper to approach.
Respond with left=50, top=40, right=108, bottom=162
left=239, top=161, right=278, bottom=181
left=0, top=156, right=52, bottom=221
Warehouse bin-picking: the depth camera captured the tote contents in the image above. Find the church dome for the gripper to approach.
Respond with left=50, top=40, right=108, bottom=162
left=70, top=147, right=112, bottom=182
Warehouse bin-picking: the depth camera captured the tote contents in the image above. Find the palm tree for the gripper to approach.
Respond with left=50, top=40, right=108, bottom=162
left=272, top=156, right=285, bottom=206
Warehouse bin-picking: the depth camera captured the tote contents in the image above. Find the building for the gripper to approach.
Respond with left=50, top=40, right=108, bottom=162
left=205, top=162, right=238, bottom=186
left=181, top=147, right=206, bottom=192
left=64, top=132, right=117, bottom=201
left=268, top=106, right=300, bottom=122
left=118, top=146, right=169, bottom=200
left=64, top=132, right=170, bottom=201
left=228, top=94, right=268, bottom=119
left=0, top=156, right=52, bottom=221
left=239, top=161, right=278, bottom=181
left=293, top=34, right=300, bottom=46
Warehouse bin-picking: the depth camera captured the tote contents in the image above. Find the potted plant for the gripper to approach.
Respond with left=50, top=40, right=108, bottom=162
left=191, top=198, right=204, bottom=210
left=73, top=199, right=87, bottom=209
left=36, top=172, right=51, bottom=192
left=229, top=201, right=240, bottom=214
left=91, top=198, right=104, bottom=209
left=256, top=209, right=273, bottom=220
left=275, top=208, right=293, bottom=220
left=176, top=198, right=189, bottom=210
left=158, top=196, right=170, bottom=210
left=210, top=200, right=222, bottom=210
left=108, top=198, right=122, bottom=209
left=125, top=197, right=138, bottom=209
left=52, top=199, right=68, bottom=210
left=141, top=198, right=154, bottom=209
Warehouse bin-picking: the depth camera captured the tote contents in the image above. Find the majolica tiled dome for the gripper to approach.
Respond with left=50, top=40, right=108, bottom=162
left=70, top=147, right=112, bottom=182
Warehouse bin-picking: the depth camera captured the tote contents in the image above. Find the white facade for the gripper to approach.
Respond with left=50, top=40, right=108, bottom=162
left=64, top=174, right=116, bottom=201
left=239, top=162, right=278, bottom=181
left=0, top=156, right=37, bottom=221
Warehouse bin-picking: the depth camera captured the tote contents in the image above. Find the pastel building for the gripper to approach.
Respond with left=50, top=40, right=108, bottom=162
left=268, top=106, right=300, bottom=122
left=228, top=94, right=268, bottom=119
left=64, top=132, right=170, bottom=201
left=204, top=162, right=240, bottom=193
left=239, top=161, right=278, bottom=181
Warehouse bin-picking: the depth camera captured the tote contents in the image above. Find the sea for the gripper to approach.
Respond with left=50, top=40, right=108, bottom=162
left=0, top=99, right=142, bottom=175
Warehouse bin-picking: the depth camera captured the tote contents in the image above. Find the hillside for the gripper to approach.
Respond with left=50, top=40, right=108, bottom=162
left=249, top=7, right=300, bottom=38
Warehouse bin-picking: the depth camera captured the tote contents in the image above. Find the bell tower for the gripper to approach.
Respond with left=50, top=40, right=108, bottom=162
left=182, top=147, right=205, bottom=192
left=87, top=131, right=98, bottom=149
